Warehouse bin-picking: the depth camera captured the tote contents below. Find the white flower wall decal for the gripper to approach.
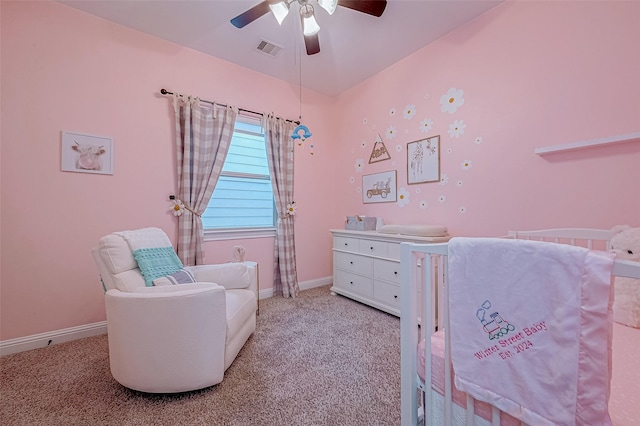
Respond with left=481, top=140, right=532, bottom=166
left=386, top=125, right=397, bottom=139
left=461, top=160, right=472, bottom=170
left=419, top=200, right=428, bottom=209
left=397, top=187, right=410, bottom=207
left=448, top=120, right=466, bottom=138
left=440, top=87, right=465, bottom=114
left=354, top=158, right=365, bottom=172
left=419, top=118, right=434, bottom=133
left=403, top=104, right=416, bottom=119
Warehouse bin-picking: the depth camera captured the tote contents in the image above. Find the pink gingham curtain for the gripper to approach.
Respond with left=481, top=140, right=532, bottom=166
left=263, top=114, right=299, bottom=298
left=172, top=94, right=238, bottom=265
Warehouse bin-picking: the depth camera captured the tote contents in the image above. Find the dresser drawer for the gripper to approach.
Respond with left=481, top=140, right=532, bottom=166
left=334, top=270, right=373, bottom=298
left=358, top=239, right=389, bottom=257
left=334, top=252, right=372, bottom=276
left=373, top=280, right=401, bottom=310
left=373, top=258, right=401, bottom=284
left=334, top=236, right=360, bottom=252
left=387, top=242, right=401, bottom=260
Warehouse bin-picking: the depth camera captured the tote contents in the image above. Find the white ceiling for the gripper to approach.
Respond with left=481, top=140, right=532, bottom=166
left=58, top=0, right=502, bottom=97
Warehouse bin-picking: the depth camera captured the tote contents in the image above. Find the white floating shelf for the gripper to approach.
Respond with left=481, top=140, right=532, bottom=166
left=535, top=132, right=640, bottom=155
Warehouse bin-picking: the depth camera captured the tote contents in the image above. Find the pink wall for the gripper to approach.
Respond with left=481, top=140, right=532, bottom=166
left=2, top=0, right=639, bottom=341
left=0, top=0, right=338, bottom=340
left=334, top=1, right=640, bottom=237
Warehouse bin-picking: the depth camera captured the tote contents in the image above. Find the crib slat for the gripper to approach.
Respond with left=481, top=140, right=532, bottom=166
left=400, top=243, right=419, bottom=426
left=423, top=255, right=434, bottom=425
left=443, top=255, right=452, bottom=426
left=492, top=406, right=500, bottom=426
left=465, top=395, right=474, bottom=426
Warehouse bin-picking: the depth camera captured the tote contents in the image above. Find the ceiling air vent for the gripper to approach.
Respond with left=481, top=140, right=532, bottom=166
left=256, top=39, right=283, bottom=57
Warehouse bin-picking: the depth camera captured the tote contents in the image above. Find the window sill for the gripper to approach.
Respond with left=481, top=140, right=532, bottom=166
left=204, top=227, right=276, bottom=241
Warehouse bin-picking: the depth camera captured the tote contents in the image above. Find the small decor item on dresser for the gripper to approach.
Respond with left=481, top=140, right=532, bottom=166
left=231, top=245, right=246, bottom=263
left=345, top=216, right=377, bottom=231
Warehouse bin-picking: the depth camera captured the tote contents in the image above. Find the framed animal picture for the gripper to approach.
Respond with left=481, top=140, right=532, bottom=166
left=407, top=135, right=440, bottom=184
left=61, top=131, right=114, bottom=175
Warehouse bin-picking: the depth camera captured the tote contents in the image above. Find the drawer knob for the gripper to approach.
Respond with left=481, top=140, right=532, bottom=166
left=370, top=246, right=374, bottom=250
left=394, top=271, right=398, bottom=275
left=394, top=295, right=398, bottom=299
left=350, top=261, right=354, bottom=265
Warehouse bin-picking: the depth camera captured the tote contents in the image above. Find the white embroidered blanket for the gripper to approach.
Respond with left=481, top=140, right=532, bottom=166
left=115, top=227, right=183, bottom=287
left=115, top=227, right=173, bottom=251
left=448, top=237, right=615, bottom=426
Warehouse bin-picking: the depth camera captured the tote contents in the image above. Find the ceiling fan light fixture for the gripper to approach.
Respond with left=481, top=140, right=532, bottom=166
left=300, top=4, right=320, bottom=36
left=269, top=1, right=290, bottom=25
left=317, top=0, right=338, bottom=15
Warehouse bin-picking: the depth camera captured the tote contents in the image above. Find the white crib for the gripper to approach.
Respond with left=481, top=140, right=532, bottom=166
left=400, top=229, right=640, bottom=426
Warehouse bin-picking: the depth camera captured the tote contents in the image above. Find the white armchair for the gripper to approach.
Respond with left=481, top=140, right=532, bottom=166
left=91, top=228, right=257, bottom=393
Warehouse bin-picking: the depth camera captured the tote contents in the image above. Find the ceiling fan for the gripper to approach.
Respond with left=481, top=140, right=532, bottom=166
left=231, top=0, right=387, bottom=55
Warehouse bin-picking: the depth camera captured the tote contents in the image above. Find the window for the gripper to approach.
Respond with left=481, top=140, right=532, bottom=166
left=202, top=116, right=276, bottom=239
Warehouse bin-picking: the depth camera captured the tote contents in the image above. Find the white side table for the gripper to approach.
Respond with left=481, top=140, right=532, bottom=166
left=244, top=261, right=259, bottom=315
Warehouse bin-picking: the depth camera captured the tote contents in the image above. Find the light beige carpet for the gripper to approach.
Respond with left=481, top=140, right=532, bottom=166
left=0, top=285, right=401, bottom=425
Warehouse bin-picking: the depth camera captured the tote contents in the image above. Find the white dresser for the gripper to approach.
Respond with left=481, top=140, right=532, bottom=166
left=330, top=229, right=450, bottom=316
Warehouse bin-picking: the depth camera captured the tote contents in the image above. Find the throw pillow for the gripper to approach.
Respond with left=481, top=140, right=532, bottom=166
left=153, top=269, right=197, bottom=286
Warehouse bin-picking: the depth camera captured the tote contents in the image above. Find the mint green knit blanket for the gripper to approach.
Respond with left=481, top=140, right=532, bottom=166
left=133, top=247, right=184, bottom=287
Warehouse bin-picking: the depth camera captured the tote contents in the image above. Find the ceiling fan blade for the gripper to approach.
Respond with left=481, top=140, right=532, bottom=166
left=338, top=0, right=387, bottom=17
left=230, top=1, right=271, bottom=28
left=304, top=33, right=321, bottom=55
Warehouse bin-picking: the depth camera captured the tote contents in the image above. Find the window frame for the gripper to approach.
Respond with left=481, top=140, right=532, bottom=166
left=203, top=114, right=276, bottom=241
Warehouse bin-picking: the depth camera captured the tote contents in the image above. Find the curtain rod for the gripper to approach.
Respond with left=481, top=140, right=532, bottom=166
left=160, top=89, right=299, bottom=125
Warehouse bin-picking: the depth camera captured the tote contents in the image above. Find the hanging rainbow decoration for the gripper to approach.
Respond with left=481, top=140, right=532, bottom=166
left=291, top=124, right=314, bottom=155
left=291, top=124, right=312, bottom=141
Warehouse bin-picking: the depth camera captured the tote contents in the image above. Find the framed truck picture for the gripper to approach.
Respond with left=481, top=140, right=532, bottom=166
left=362, top=170, right=397, bottom=204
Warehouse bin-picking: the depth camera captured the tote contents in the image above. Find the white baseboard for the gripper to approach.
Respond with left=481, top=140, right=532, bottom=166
left=258, top=275, right=332, bottom=299
left=1, top=276, right=333, bottom=356
left=0, top=321, right=107, bottom=356
left=300, top=275, right=332, bottom=291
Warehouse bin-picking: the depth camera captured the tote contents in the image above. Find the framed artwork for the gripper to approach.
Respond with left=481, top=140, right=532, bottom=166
left=61, top=131, right=114, bottom=175
left=362, top=170, right=397, bottom=204
left=407, top=135, right=440, bottom=184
